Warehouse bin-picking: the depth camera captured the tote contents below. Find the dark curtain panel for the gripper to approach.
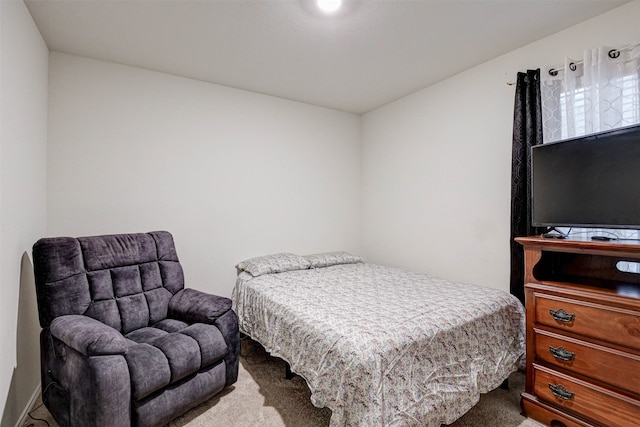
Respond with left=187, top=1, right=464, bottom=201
left=510, top=69, right=544, bottom=305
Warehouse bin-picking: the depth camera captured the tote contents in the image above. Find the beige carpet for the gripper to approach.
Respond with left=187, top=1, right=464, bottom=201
left=24, top=338, right=539, bottom=427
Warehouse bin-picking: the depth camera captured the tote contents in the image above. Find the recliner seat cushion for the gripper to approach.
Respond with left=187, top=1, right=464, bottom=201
left=124, top=321, right=228, bottom=400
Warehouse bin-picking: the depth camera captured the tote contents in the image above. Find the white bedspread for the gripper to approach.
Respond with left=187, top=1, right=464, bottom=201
left=232, top=262, right=525, bottom=427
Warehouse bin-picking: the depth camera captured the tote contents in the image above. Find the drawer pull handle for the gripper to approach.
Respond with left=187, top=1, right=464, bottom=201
left=549, top=383, right=575, bottom=400
left=549, top=346, right=575, bottom=361
left=549, top=308, right=575, bottom=323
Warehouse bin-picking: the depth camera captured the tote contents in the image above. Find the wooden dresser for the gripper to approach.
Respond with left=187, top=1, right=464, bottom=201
left=516, top=236, right=640, bottom=427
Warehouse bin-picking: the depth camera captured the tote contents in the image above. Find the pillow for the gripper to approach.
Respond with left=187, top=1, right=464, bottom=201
left=304, top=251, right=363, bottom=268
left=236, top=253, right=311, bottom=277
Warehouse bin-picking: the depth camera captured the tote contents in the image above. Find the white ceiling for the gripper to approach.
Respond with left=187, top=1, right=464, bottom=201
left=25, top=0, right=629, bottom=114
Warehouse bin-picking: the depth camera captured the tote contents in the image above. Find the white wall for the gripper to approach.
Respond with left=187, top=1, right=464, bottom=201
left=48, top=53, right=361, bottom=297
left=0, top=1, right=48, bottom=425
left=361, top=0, right=640, bottom=292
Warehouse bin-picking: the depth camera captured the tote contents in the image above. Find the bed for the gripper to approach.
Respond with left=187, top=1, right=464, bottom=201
left=232, top=252, right=526, bottom=427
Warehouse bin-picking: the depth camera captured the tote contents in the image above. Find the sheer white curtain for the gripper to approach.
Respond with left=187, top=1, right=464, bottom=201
left=542, top=45, right=640, bottom=141
left=540, top=44, right=640, bottom=242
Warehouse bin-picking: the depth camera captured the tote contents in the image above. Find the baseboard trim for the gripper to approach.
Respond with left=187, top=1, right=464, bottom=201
left=15, top=383, right=41, bottom=427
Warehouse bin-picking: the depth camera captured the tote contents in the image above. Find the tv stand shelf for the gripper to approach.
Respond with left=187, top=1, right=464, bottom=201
left=516, top=236, right=640, bottom=427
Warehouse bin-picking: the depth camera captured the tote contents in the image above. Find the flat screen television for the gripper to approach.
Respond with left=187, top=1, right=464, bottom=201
left=531, top=123, right=640, bottom=231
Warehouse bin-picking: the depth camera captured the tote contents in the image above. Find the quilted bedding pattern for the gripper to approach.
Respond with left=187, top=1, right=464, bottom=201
left=232, top=262, right=525, bottom=427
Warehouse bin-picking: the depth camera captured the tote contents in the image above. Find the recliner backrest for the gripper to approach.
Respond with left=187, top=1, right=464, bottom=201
left=33, top=231, right=184, bottom=333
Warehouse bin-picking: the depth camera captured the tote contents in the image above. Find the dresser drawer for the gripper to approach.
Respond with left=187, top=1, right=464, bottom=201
left=522, top=393, right=592, bottom=427
left=534, top=293, right=640, bottom=351
left=533, top=364, right=640, bottom=427
left=534, top=328, right=640, bottom=395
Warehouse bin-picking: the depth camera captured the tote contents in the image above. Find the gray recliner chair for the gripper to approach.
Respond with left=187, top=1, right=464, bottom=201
left=32, top=231, right=239, bottom=427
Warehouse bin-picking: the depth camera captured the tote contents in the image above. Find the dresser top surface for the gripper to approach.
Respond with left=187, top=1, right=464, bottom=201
left=516, top=235, right=640, bottom=257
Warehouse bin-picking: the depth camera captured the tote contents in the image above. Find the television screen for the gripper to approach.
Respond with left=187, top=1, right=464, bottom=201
left=531, top=123, right=640, bottom=230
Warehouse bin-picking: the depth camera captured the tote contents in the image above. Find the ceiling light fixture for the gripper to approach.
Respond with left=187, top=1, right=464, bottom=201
left=317, top=0, right=342, bottom=13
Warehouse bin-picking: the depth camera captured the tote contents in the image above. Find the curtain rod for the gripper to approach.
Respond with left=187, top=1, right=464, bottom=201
left=506, top=42, right=640, bottom=86
left=547, top=43, right=639, bottom=76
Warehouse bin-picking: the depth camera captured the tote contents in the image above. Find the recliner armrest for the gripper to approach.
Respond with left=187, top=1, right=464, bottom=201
left=50, top=314, right=127, bottom=356
left=169, top=288, right=232, bottom=324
